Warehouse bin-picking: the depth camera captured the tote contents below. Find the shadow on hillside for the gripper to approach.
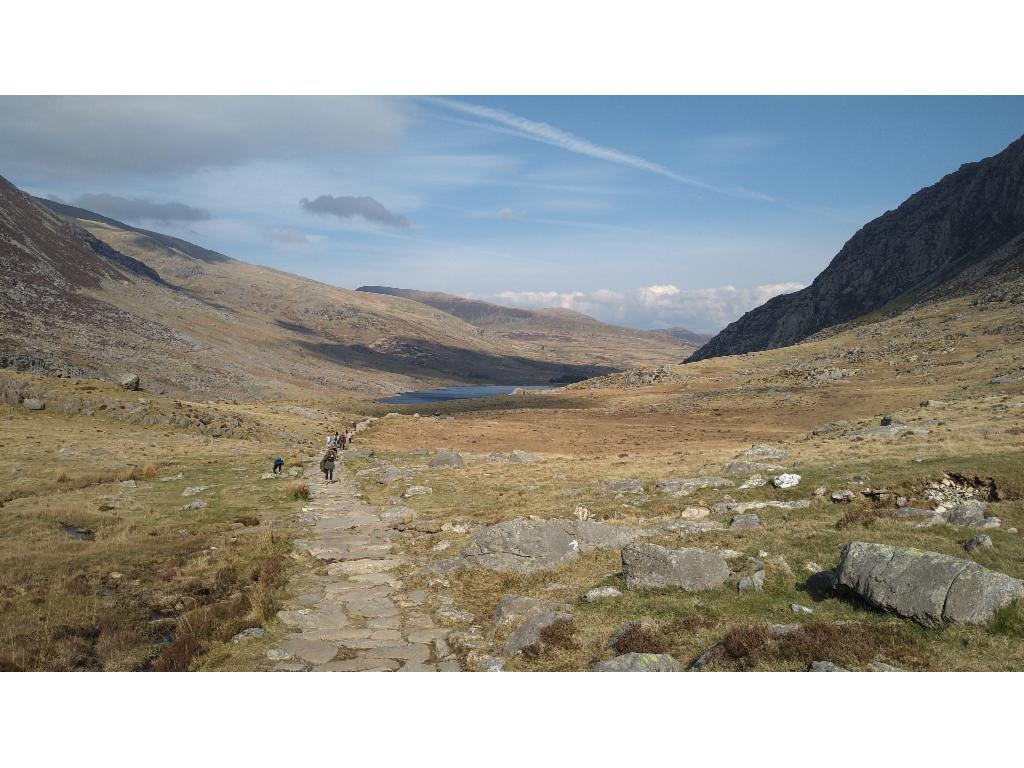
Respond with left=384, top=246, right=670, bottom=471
left=296, top=337, right=614, bottom=385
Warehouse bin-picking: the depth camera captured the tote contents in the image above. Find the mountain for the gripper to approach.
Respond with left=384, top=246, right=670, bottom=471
left=357, top=286, right=694, bottom=371
left=0, top=173, right=690, bottom=398
left=690, top=134, right=1024, bottom=361
left=651, top=327, right=714, bottom=347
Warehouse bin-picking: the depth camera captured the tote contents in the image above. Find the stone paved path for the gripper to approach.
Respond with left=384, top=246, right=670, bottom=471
left=267, top=459, right=462, bottom=672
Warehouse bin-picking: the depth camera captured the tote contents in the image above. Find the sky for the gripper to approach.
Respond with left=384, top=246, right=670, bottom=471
left=1, top=96, right=1023, bottom=331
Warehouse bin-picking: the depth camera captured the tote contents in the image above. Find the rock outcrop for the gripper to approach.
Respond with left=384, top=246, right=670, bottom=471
left=461, top=518, right=652, bottom=574
left=690, top=135, right=1024, bottom=361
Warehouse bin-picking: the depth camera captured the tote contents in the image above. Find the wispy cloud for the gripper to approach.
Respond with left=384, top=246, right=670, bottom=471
left=488, top=282, right=804, bottom=331
left=427, top=97, right=775, bottom=202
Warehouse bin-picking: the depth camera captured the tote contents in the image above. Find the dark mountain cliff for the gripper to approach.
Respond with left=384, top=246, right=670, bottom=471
left=690, top=135, right=1024, bottom=361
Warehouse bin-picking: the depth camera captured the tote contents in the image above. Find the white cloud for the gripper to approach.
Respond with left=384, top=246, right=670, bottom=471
left=488, top=282, right=805, bottom=331
left=427, top=97, right=775, bottom=202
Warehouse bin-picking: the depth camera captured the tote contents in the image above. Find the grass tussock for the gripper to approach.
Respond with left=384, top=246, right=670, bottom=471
left=522, top=618, right=580, bottom=659
left=988, top=599, right=1024, bottom=637
left=153, top=554, right=287, bottom=672
left=713, top=621, right=923, bottom=671
left=835, top=506, right=896, bottom=529
left=284, top=481, right=310, bottom=501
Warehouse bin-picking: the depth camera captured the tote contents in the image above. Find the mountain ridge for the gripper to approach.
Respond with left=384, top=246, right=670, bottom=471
left=690, top=134, right=1024, bottom=361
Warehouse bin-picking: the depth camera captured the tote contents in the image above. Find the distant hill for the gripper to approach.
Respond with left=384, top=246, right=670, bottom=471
left=2, top=174, right=637, bottom=396
left=651, top=327, right=714, bottom=347
left=357, top=286, right=695, bottom=370
left=690, top=134, right=1024, bottom=361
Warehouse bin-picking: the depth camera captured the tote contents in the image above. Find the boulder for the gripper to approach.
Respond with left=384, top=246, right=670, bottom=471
left=942, top=500, right=998, bottom=528
left=739, top=474, right=767, bottom=489
left=403, top=486, right=432, bottom=498
left=509, top=450, right=538, bottom=463
left=492, top=595, right=555, bottom=632
left=178, top=499, right=208, bottom=511
left=593, top=653, right=680, bottom=672
left=712, top=500, right=809, bottom=515
left=964, top=534, right=993, bottom=552
left=656, top=477, right=734, bottom=495
left=231, top=627, right=266, bottom=643
left=621, top=542, right=731, bottom=591
left=429, top=451, right=464, bottom=469
left=584, top=586, right=623, bottom=602
left=790, top=603, right=814, bottom=615
left=503, top=611, right=572, bottom=656
left=739, top=444, right=787, bottom=460
left=772, top=473, right=801, bottom=489
left=808, top=661, right=848, bottom=672
left=835, top=541, right=1024, bottom=627
left=21, top=398, right=44, bottom=411
left=462, top=518, right=651, bottom=574
left=730, top=513, right=763, bottom=530
left=119, top=373, right=140, bottom=391
left=738, top=569, right=765, bottom=592
left=831, top=490, right=855, bottom=503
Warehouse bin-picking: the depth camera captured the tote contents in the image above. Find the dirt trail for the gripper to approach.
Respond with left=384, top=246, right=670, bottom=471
left=268, top=459, right=460, bottom=671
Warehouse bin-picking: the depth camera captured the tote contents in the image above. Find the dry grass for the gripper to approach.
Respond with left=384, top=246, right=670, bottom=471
left=285, top=481, right=310, bottom=500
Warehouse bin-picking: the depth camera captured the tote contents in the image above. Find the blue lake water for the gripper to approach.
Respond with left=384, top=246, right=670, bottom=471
left=377, top=385, right=558, bottom=404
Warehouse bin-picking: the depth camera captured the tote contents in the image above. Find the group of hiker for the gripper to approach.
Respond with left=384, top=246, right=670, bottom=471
left=319, top=424, right=357, bottom=483
left=271, top=423, right=359, bottom=483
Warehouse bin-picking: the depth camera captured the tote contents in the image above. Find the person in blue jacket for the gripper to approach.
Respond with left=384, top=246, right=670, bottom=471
left=273, top=456, right=284, bottom=475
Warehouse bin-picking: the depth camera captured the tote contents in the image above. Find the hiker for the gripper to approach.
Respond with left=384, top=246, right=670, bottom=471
left=273, top=456, right=284, bottom=475
left=326, top=433, right=336, bottom=450
left=339, top=431, right=348, bottom=450
left=320, top=449, right=336, bottom=483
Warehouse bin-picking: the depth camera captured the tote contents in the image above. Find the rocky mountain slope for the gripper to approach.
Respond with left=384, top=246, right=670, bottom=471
left=691, top=134, right=1024, bottom=361
left=1, top=174, right=689, bottom=397
left=357, top=285, right=694, bottom=371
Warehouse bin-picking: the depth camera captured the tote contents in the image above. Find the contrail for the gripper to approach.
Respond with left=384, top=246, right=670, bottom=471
left=426, top=97, right=775, bottom=202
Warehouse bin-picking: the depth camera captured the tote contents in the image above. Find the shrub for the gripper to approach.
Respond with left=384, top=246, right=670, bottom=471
left=714, top=621, right=921, bottom=670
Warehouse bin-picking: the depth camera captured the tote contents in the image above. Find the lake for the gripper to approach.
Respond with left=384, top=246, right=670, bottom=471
left=377, top=384, right=558, bottom=404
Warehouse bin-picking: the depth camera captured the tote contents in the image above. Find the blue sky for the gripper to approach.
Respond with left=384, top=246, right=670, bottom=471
left=2, top=96, right=1023, bottom=330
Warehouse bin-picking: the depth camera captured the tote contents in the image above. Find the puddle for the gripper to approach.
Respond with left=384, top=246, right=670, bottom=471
left=58, top=522, right=96, bottom=541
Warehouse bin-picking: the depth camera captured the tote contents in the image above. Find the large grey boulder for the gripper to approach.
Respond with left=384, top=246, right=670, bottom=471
left=929, top=500, right=1001, bottom=529
left=492, top=595, right=555, bottom=632
left=621, top=542, right=731, bottom=591
left=503, top=611, right=572, bottom=656
left=462, top=518, right=651, bottom=574
left=429, top=450, right=465, bottom=469
left=835, top=541, right=1024, bottom=627
left=119, top=373, right=140, bottom=391
left=21, top=398, right=44, bottom=411
left=593, top=653, right=680, bottom=672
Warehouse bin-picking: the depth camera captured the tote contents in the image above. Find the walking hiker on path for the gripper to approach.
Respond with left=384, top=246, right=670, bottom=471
left=339, top=431, right=348, bottom=450
left=273, top=456, right=284, bottom=475
left=320, top=449, right=336, bottom=483
left=326, top=433, right=337, bottom=450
